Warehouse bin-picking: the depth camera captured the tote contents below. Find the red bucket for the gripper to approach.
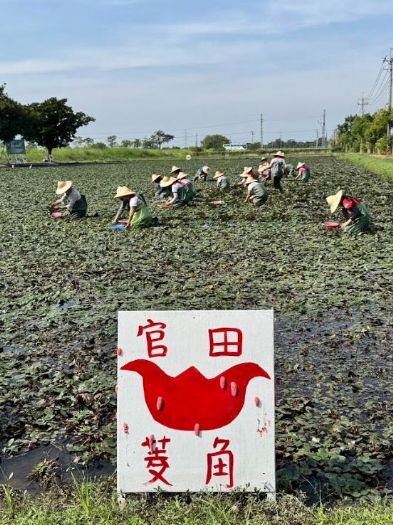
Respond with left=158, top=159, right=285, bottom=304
left=322, top=221, right=340, bottom=229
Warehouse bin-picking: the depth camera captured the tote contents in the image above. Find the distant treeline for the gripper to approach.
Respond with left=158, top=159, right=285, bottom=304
left=337, top=108, right=393, bottom=154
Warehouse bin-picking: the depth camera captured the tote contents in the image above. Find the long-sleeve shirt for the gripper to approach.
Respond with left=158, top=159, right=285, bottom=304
left=56, top=188, right=81, bottom=211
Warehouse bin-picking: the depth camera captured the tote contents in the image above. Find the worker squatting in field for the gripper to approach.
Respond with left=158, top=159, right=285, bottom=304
left=48, top=151, right=376, bottom=235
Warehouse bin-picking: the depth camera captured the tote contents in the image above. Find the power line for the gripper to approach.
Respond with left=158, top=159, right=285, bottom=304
left=369, top=71, right=389, bottom=104
left=367, top=62, right=385, bottom=100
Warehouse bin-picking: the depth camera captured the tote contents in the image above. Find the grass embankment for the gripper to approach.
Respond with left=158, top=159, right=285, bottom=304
left=1, top=146, right=332, bottom=163
left=1, top=482, right=392, bottom=525
left=342, top=153, right=393, bottom=180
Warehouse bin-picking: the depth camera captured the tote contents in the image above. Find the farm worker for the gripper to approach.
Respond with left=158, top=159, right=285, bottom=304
left=213, top=170, right=230, bottom=191
left=326, top=190, right=372, bottom=235
left=160, top=176, right=191, bottom=208
left=170, top=165, right=182, bottom=176
left=258, top=158, right=271, bottom=181
left=237, top=167, right=257, bottom=186
left=113, top=186, right=153, bottom=229
left=194, top=165, right=210, bottom=182
left=295, top=162, right=311, bottom=182
left=244, top=177, right=268, bottom=206
left=176, top=172, right=195, bottom=202
left=52, top=181, right=87, bottom=218
left=285, top=163, right=295, bottom=178
left=270, top=151, right=286, bottom=192
left=151, top=174, right=169, bottom=200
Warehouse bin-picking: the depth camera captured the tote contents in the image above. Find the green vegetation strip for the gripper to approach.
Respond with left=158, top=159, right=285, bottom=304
left=341, top=153, right=393, bottom=180
left=1, top=482, right=393, bottom=525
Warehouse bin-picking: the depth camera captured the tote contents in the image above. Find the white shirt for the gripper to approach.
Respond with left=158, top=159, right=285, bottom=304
left=129, top=195, right=139, bottom=208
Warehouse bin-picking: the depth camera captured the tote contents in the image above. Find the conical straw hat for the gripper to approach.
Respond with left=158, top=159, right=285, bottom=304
left=177, top=172, right=189, bottom=180
left=114, top=186, right=135, bottom=198
left=202, top=165, right=210, bottom=173
left=214, top=170, right=224, bottom=178
left=160, top=176, right=177, bottom=187
left=56, top=180, right=72, bottom=195
left=151, top=174, right=162, bottom=182
left=171, top=165, right=181, bottom=173
left=296, top=162, right=305, bottom=170
left=275, top=151, right=285, bottom=157
left=245, top=177, right=257, bottom=185
left=326, top=190, right=343, bottom=213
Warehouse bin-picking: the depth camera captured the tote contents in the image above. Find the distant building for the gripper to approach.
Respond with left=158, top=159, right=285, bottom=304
left=223, top=144, right=246, bottom=151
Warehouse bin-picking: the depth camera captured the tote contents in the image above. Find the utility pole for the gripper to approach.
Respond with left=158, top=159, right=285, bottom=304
left=358, top=95, right=369, bottom=116
left=321, top=109, right=326, bottom=148
left=251, top=130, right=255, bottom=144
left=260, top=113, right=264, bottom=148
left=184, top=129, right=188, bottom=148
left=195, top=133, right=198, bottom=148
left=383, top=49, right=393, bottom=139
left=315, top=129, right=319, bottom=149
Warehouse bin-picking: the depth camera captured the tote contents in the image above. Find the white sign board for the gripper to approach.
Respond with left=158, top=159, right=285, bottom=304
left=117, top=310, right=275, bottom=494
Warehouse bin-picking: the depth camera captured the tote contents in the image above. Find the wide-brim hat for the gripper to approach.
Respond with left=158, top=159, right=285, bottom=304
left=202, top=165, right=210, bottom=173
left=245, top=177, right=257, bottom=185
left=275, top=151, right=285, bottom=158
left=171, top=165, right=181, bottom=173
left=261, top=157, right=268, bottom=162
left=114, top=186, right=135, bottom=199
left=326, top=190, right=343, bottom=213
left=151, top=173, right=162, bottom=182
left=160, top=176, right=177, bottom=188
left=295, top=162, right=305, bottom=170
left=186, top=154, right=192, bottom=160
left=214, top=170, right=224, bottom=178
left=177, top=172, right=188, bottom=180
left=56, top=180, right=72, bottom=195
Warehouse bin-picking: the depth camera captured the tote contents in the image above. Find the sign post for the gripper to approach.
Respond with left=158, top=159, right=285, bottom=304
left=117, top=310, right=275, bottom=496
left=6, top=139, right=26, bottom=155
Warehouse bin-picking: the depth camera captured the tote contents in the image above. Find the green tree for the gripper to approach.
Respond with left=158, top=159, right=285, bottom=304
left=23, top=98, right=94, bottom=158
left=150, top=130, right=174, bottom=149
left=201, top=134, right=230, bottom=150
left=121, top=139, right=133, bottom=148
left=107, top=135, right=117, bottom=147
left=0, top=84, right=26, bottom=143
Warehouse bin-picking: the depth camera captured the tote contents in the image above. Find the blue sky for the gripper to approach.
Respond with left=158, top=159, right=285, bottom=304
left=1, top=0, right=393, bottom=145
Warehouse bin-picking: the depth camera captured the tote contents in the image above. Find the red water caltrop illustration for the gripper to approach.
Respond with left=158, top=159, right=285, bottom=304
left=137, top=319, right=168, bottom=358
left=208, top=328, right=243, bottom=357
left=121, top=360, right=270, bottom=431
left=141, top=435, right=172, bottom=486
left=206, top=437, right=234, bottom=488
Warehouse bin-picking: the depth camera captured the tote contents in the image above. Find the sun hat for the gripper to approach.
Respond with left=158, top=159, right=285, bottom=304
left=202, top=166, right=210, bottom=173
left=295, top=162, right=305, bottom=170
left=56, top=180, right=72, bottom=195
left=171, top=165, right=181, bottom=173
left=245, top=176, right=257, bottom=185
left=151, top=174, right=162, bottom=182
left=326, top=190, right=343, bottom=213
left=177, top=172, right=189, bottom=180
left=114, top=186, right=135, bottom=199
left=186, top=154, right=192, bottom=160
left=214, top=170, right=224, bottom=178
left=261, top=157, right=268, bottom=162
left=275, top=151, right=285, bottom=158
left=160, top=176, right=177, bottom=188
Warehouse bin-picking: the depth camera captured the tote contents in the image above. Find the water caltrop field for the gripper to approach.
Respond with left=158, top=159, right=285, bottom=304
left=0, top=156, right=392, bottom=499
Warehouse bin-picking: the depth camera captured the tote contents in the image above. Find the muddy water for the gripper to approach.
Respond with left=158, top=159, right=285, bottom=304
left=1, top=443, right=114, bottom=494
